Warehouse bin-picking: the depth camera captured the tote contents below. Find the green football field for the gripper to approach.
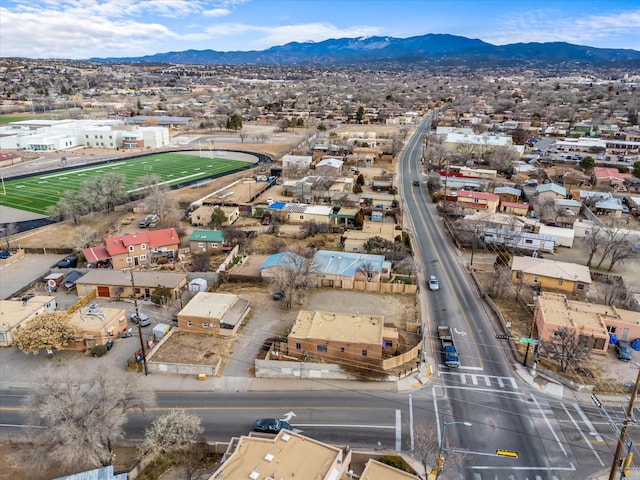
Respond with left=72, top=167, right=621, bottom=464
left=0, top=152, right=252, bottom=215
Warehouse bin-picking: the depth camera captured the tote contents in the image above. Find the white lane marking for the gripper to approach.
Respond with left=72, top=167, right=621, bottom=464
left=433, top=386, right=442, bottom=448
left=396, top=409, right=402, bottom=451
left=291, top=424, right=395, bottom=429
left=409, top=395, right=414, bottom=452
left=439, top=385, right=523, bottom=395
left=562, top=403, right=604, bottom=466
left=531, top=395, right=568, bottom=457
left=457, top=366, right=484, bottom=371
left=471, top=462, right=575, bottom=471
left=573, top=403, right=602, bottom=442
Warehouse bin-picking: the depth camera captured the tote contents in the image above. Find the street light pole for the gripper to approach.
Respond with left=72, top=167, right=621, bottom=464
left=436, top=421, right=472, bottom=479
left=609, top=366, right=640, bottom=480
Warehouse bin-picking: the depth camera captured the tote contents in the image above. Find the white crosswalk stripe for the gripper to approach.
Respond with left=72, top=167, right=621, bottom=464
left=439, top=371, right=519, bottom=390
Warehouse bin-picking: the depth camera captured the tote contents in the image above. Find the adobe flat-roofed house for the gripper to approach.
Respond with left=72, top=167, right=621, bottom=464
left=212, top=430, right=351, bottom=480
left=75, top=270, right=187, bottom=300
left=105, top=228, right=179, bottom=270
left=177, top=291, right=250, bottom=336
left=189, top=229, right=225, bottom=253
left=66, top=305, right=127, bottom=351
left=456, top=190, right=499, bottom=214
left=0, top=296, right=57, bottom=347
left=312, top=250, right=389, bottom=288
left=511, top=256, right=591, bottom=294
left=190, top=204, right=239, bottom=227
left=343, top=220, right=397, bottom=253
left=287, top=310, right=399, bottom=362
left=533, top=292, right=640, bottom=355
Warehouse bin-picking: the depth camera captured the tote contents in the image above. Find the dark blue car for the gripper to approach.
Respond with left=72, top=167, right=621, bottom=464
left=617, top=341, right=633, bottom=362
left=253, top=418, right=291, bottom=434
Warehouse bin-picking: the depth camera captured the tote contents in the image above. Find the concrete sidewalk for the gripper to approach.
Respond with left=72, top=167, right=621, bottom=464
left=0, top=340, right=434, bottom=394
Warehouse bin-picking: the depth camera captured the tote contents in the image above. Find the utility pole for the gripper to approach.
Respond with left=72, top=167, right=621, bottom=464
left=129, top=269, right=148, bottom=376
left=442, top=161, right=450, bottom=216
left=609, top=366, right=640, bottom=479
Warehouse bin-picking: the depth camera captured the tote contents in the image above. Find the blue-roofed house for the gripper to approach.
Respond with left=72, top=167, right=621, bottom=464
left=494, top=186, right=522, bottom=203
left=312, top=250, right=389, bottom=288
left=54, top=465, right=127, bottom=480
left=536, top=183, right=567, bottom=201
left=259, top=252, right=307, bottom=279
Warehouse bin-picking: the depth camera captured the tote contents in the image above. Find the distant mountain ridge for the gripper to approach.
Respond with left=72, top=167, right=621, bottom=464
left=90, top=33, right=640, bottom=66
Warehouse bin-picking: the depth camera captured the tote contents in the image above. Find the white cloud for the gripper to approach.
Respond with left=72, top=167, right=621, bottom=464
left=203, top=8, right=231, bottom=17
left=0, top=3, right=178, bottom=58
left=481, top=9, right=640, bottom=49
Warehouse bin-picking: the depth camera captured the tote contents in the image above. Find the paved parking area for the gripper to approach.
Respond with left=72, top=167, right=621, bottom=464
left=0, top=253, right=67, bottom=299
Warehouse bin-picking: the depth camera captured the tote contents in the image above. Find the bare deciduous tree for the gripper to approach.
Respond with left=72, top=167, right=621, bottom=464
left=486, top=146, right=518, bottom=172
left=410, top=421, right=470, bottom=479
left=597, top=278, right=625, bottom=307
left=583, top=225, right=603, bottom=267
left=24, top=362, right=151, bottom=470
left=271, top=249, right=314, bottom=309
left=13, top=311, right=83, bottom=355
left=71, top=224, right=97, bottom=250
left=594, top=227, right=639, bottom=271
left=135, top=174, right=175, bottom=221
left=49, top=190, right=88, bottom=224
left=139, top=410, right=204, bottom=462
left=540, top=326, right=590, bottom=372
left=356, top=261, right=378, bottom=282
left=0, top=222, right=17, bottom=249
left=191, top=252, right=211, bottom=272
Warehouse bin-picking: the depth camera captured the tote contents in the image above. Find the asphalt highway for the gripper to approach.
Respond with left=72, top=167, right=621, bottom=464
left=400, top=116, right=584, bottom=479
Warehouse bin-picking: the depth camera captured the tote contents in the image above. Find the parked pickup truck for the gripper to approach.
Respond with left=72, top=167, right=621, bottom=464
left=438, top=325, right=460, bottom=368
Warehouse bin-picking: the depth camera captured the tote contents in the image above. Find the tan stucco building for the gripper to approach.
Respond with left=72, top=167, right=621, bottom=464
left=212, top=429, right=350, bottom=480
left=533, top=292, right=640, bottom=354
left=177, top=291, right=250, bottom=336
left=75, top=270, right=187, bottom=300
left=287, top=310, right=398, bottom=362
left=511, top=256, right=591, bottom=294
left=66, top=305, right=128, bottom=351
left=0, top=296, right=57, bottom=347
left=343, top=220, right=398, bottom=253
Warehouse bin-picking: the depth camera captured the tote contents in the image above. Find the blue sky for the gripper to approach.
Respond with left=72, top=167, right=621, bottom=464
left=1, top=0, right=639, bottom=59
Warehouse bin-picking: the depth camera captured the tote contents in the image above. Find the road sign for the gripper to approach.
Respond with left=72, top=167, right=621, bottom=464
left=519, top=337, right=534, bottom=344
left=496, top=334, right=512, bottom=340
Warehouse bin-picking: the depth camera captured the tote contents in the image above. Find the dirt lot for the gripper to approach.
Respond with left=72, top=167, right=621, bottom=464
left=149, top=330, right=233, bottom=366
